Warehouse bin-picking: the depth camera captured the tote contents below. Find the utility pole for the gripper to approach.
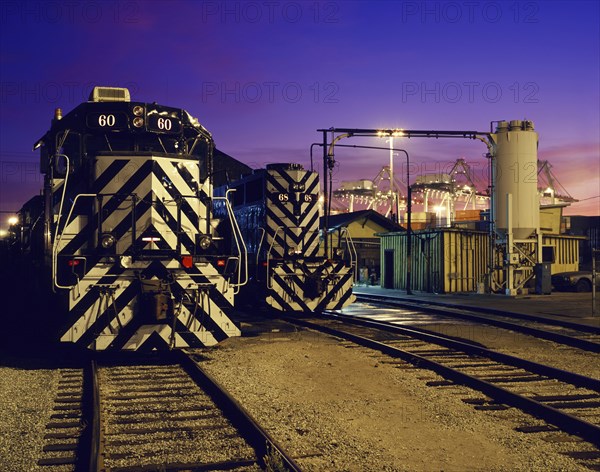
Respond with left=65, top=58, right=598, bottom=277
left=593, top=249, right=599, bottom=316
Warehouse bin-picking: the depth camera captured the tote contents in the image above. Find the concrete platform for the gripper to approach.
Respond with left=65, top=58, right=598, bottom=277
left=353, top=284, right=600, bottom=328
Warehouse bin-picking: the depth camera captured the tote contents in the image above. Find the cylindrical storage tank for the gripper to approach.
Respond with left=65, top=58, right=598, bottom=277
left=493, top=120, right=539, bottom=239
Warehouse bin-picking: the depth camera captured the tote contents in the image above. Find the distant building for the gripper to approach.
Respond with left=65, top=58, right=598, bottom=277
left=564, top=216, right=600, bottom=269
left=322, top=210, right=403, bottom=284
left=380, top=228, right=583, bottom=294
left=213, top=148, right=253, bottom=187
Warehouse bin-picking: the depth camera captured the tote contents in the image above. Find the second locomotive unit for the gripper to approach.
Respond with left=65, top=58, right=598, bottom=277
left=12, top=86, right=247, bottom=350
left=216, top=163, right=356, bottom=312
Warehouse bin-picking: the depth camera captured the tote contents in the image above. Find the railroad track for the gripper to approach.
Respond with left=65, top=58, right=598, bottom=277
left=39, top=352, right=300, bottom=472
left=284, top=313, right=600, bottom=456
left=355, top=294, right=600, bottom=352
left=37, top=367, right=90, bottom=470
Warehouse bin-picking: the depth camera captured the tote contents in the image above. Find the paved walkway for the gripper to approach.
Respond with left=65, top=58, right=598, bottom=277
left=353, top=284, right=600, bottom=328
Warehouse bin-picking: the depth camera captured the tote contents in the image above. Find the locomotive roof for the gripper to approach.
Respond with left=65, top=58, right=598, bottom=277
left=33, top=99, right=211, bottom=150
left=324, top=209, right=404, bottom=233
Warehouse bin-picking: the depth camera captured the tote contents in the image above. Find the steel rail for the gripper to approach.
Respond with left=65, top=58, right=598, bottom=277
left=89, top=352, right=302, bottom=471
left=355, top=293, right=600, bottom=334
left=285, top=316, right=600, bottom=447
left=88, top=359, right=102, bottom=472
left=176, top=350, right=303, bottom=472
left=323, top=311, right=600, bottom=391
left=355, top=294, right=600, bottom=353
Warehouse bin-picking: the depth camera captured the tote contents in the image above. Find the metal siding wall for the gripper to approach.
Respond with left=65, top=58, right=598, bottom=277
left=381, top=230, right=580, bottom=293
left=442, top=232, right=450, bottom=293
left=435, top=232, right=444, bottom=293
left=380, top=236, right=387, bottom=287
left=396, top=233, right=405, bottom=289
left=380, top=233, right=405, bottom=289
left=542, top=235, right=579, bottom=273
left=381, top=229, right=490, bottom=293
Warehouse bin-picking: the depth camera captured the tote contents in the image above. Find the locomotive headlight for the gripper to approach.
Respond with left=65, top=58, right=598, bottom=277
left=199, top=235, right=212, bottom=250
left=132, top=105, right=144, bottom=116
left=133, top=116, right=144, bottom=128
left=120, top=255, right=132, bottom=268
left=100, top=233, right=116, bottom=249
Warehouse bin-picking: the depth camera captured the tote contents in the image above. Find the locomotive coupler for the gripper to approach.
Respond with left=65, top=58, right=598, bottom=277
left=139, top=278, right=174, bottom=322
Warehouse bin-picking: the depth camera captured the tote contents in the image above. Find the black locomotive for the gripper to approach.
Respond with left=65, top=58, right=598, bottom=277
left=9, top=86, right=246, bottom=350
left=216, top=163, right=356, bottom=311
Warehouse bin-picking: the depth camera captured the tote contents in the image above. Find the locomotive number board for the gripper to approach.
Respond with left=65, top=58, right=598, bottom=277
left=87, top=112, right=128, bottom=129
left=274, top=192, right=318, bottom=203
left=146, top=115, right=182, bottom=133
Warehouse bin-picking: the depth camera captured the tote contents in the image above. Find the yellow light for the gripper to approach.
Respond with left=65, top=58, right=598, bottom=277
left=378, top=129, right=405, bottom=138
left=0, top=229, right=7, bottom=238
left=8, top=216, right=18, bottom=225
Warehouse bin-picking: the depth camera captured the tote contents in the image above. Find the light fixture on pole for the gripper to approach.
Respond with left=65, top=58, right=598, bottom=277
left=377, top=130, right=411, bottom=295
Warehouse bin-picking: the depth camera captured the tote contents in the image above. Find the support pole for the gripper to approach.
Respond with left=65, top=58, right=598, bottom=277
left=488, top=150, right=495, bottom=294
left=322, top=130, right=329, bottom=259
left=406, top=161, right=412, bottom=295
left=406, top=188, right=412, bottom=294
left=506, top=193, right=515, bottom=296
left=593, top=249, right=598, bottom=317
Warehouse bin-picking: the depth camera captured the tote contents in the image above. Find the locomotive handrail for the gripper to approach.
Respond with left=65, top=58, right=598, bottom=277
left=52, top=193, right=97, bottom=291
left=256, top=227, right=266, bottom=281
left=52, top=153, right=70, bottom=245
left=266, top=226, right=283, bottom=290
left=214, top=190, right=248, bottom=292
left=51, top=152, right=72, bottom=291
left=341, top=227, right=358, bottom=282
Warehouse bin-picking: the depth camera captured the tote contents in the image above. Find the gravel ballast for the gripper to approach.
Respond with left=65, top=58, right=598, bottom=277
left=198, top=327, right=596, bottom=471
left=0, top=367, right=60, bottom=472
left=1, top=325, right=597, bottom=471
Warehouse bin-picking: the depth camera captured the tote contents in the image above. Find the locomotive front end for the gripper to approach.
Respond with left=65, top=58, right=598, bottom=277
left=262, top=164, right=356, bottom=311
left=36, top=86, right=245, bottom=350
left=221, top=163, right=356, bottom=312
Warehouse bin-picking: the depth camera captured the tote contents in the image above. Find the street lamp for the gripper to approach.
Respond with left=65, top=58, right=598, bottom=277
left=406, top=157, right=413, bottom=295
left=399, top=148, right=412, bottom=295
left=318, top=128, right=413, bottom=294
left=319, top=126, right=492, bottom=294
left=378, top=131, right=412, bottom=295
left=322, top=132, right=353, bottom=258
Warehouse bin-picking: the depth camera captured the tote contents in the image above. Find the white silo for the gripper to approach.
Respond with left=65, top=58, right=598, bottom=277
left=492, top=120, right=539, bottom=239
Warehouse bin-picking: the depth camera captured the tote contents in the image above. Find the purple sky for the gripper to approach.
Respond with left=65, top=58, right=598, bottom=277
left=1, top=0, right=598, bottom=228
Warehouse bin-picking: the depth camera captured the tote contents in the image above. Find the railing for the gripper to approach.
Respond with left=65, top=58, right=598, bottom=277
left=213, top=189, right=248, bottom=293
left=53, top=193, right=97, bottom=291
left=265, top=226, right=283, bottom=290
left=341, top=227, right=358, bottom=282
